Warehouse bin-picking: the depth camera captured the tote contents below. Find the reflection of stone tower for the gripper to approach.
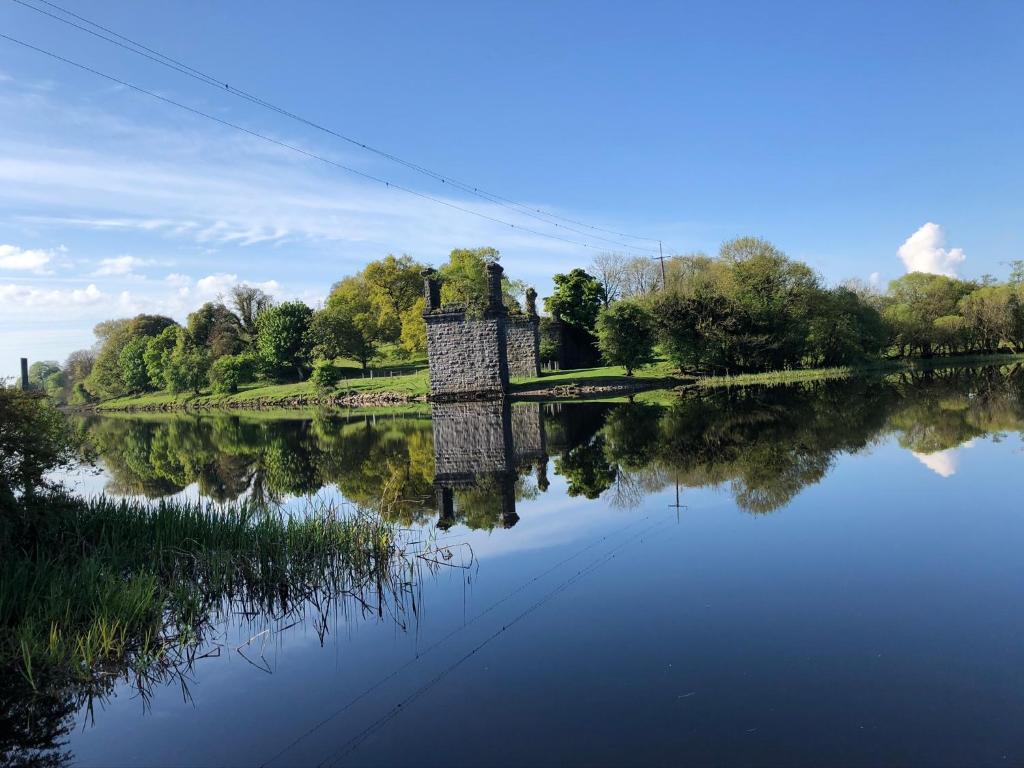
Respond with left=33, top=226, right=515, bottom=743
left=431, top=401, right=547, bottom=529
left=421, top=266, right=540, bottom=399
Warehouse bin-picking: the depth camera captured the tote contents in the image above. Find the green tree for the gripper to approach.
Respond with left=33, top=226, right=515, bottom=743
left=805, top=287, right=887, bottom=366
left=884, top=272, right=976, bottom=356
left=255, top=301, right=314, bottom=381
left=0, top=386, right=79, bottom=502
left=208, top=353, right=254, bottom=394
left=229, top=284, right=275, bottom=342
left=27, top=361, right=61, bottom=390
left=144, top=325, right=181, bottom=390
left=958, top=285, right=1024, bottom=352
left=438, top=247, right=523, bottom=315
left=594, top=301, right=656, bottom=375
left=165, top=340, right=210, bottom=395
left=86, top=315, right=176, bottom=398
left=117, top=335, right=153, bottom=394
left=399, top=297, right=428, bottom=357
left=187, top=302, right=244, bottom=359
left=362, top=254, right=425, bottom=340
left=544, top=268, right=606, bottom=331
left=318, top=277, right=385, bottom=369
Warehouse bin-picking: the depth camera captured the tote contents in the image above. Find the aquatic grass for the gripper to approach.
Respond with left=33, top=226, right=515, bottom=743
left=0, top=490, right=416, bottom=699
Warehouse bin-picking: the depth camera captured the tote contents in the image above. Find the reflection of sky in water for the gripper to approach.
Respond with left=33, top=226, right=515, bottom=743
left=53, top=371, right=1024, bottom=766
left=64, top=426, right=1024, bottom=767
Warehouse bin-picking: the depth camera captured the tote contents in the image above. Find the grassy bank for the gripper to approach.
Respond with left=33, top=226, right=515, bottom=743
left=96, top=368, right=430, bottom=411
left=92, top=353, right=1024, bottom=412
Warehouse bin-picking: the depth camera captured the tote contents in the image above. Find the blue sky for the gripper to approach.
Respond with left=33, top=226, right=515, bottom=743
left=1, top=0, right=1022, bottom=374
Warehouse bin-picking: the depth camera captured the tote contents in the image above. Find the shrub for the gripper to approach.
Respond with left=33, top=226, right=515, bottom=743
left=310, top=360, right=342, bottom=392
left=208, top=354, right=249, bottom=394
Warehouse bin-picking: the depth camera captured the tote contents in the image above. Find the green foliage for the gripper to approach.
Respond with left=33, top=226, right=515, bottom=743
left=320, top=277, right=384, bottom=369
left=363, top=254, right=425, bottom=341
left=117, top=336, right=152, bottom=394
left=310, top=360, right=342, bottom=392
left=26, top=361, right=60, bottom=390
left=164, top=335, right=210, bottom=395
left=594, top=301, right=656, bottom=375
left=0, top=386, right=80, bottom=502
left=438, top=247, right=523, bottom=315
left=208, top=354, right=255, bottom=395
left=187, top=302, right=244, bottom=359
left=884, top=272, right=976, bottom=356
left=255, top=301, right=314, bottom=381
left=805, top=287, right=888, bottom=366
left=399, top=297, right=427, bottom=357
left=70, top=381, right=94, bottom=406
left=544, top=268, right=606, bottom=331
left=229, top=284, right=275, bottom=342
left=87, top=315, right=177, bottom=399
left=144, top=325, right=180, bottom=390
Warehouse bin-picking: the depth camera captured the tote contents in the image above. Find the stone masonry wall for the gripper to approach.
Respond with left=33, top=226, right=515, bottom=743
left=505, top=316, right=540, bottom=378
left=424, top=311, right=508, bottom=398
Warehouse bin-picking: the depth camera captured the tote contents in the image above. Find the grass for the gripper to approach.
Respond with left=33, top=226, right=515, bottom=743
left=96, top=368, right=430, bottom=411
left=94, top=351, right=1024, bottom=412
left=0, top=490, right=416, bottom=700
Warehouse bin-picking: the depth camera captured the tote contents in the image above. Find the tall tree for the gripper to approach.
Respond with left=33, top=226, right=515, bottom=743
left=230, top=284, right=275, bottom=341
left=256, top=301, right=314, bottom=381
left=590, top=252, right=627, bottom=307
left=544, top=268, right=606, bottom=332
left=595, top=301, right=656, bottom=375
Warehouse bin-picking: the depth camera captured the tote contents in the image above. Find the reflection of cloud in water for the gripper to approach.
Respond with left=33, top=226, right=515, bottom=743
left=911, top=439, right=976, bottom=478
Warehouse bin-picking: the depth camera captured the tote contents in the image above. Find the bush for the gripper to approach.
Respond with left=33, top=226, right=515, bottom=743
left=70, top=381, right=94, bottom=405
left=208, top=354, right=249, bottom=394
left=310, top=360, right=342, bottom=392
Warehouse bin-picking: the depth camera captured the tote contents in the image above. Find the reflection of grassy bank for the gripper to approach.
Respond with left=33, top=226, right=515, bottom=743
left=693, top=353, right=1024, bottom=388
left=0, top=490, right=410, bottom=764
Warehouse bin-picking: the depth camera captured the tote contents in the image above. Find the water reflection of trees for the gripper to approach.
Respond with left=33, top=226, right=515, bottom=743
left=78, top=365, right=1024, bottom=520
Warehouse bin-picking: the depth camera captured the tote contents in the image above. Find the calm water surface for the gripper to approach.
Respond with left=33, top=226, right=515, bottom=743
left=31, top=367, right=1024, bottom=765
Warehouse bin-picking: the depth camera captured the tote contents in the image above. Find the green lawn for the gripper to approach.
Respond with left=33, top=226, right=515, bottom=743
left=96, top=368, right=430, bottom=411
left=95, top=352, right=1024, bottom=412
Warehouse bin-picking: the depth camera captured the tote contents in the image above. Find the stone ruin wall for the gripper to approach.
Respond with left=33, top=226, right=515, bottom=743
left=505, top=316, right=541, bottom=378
left=421, top=264, right=540, bottom=399
left=424, top=311, right=507, bottom=398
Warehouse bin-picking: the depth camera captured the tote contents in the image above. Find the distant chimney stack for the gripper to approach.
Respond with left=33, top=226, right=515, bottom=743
left=486, top=261, right=505, bottom=314
left=421, top=268, right=440, bottom=313
left=20, top=358, right=29, bottom=390
left=525, top=287, right=538, bottom=317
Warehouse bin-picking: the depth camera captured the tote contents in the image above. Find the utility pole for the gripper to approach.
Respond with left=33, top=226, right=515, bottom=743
left=657, top=241, right=667, bottom=289
left=20, top=357, right=29, bottom=390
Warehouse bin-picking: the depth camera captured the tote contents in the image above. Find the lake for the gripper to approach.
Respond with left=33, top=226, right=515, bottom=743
left=22, top=365, right=1024, bottom=766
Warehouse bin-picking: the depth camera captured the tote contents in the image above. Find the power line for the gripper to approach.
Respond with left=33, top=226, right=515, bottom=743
left=0, top=31, right=646, bottom=254
left=9, top=0, right=664, bottom=253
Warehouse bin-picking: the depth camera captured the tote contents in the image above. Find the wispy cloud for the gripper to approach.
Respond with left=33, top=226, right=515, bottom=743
left=93, top=255, right=152, bottom=276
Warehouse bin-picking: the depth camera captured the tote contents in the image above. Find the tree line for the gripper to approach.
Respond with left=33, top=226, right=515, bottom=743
left=25, top=236, right=1024, bottom=403
left=546, top=237, right=1024, bottom=375
left=31, top=247, right=526, bottom=403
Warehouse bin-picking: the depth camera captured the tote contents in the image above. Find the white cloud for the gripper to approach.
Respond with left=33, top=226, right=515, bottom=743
left=93, top=255, right=150, bottom=276
left=897, top=223, right=966, bottom=277
left=911, top=439, right=976, bottom=478
left=0, top=244, right=53, bottom=273
left=0, top=282, right=104, bottom=309
left=868, top=271, right=881, bottom=289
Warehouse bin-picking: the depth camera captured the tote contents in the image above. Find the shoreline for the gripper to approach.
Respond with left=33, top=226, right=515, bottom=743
left=85, top=352, right=1024, bottom=414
